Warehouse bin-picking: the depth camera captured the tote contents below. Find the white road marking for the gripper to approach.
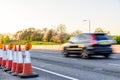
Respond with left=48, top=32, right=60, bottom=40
left=32, top=66, right=79, bottom=80
left=108, top=63, right=120, bottom=67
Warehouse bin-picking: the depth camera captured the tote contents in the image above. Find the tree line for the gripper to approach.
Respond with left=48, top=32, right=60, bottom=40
left=12, top=24, right=72, bottom=43
left=0, top=24, right=81, bottom=44
left=0, top=24, right=119, bottom=44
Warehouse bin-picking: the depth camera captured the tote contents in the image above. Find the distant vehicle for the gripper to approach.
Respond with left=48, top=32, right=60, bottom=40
left=62, top=33, right=116, bottom=58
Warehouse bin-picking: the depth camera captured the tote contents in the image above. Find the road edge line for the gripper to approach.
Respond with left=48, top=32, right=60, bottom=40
left=32, top=66, right=79, bottom=80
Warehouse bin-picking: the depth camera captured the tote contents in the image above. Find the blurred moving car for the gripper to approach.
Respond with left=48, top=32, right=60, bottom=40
left=62, top=33, right=116, bottom=58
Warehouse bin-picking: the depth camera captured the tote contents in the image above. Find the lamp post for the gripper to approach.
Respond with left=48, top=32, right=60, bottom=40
left=83, top=20, right=91, bottom=33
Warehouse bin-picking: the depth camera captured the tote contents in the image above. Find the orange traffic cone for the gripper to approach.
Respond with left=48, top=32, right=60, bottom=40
left=0, top=49, right=3, bottom=69
left=18, top=43, right=38, bottom=78
left=4, top=49, right=13, bottom=72
left=6, top=50, right=13, bottom=70
left=1, top=45, right=7, bottom=69
left=8, top=45, right=17, bottom=74
left=0, top=44, right=4, bottom=69
left=14, top=45, right=23, bottom=75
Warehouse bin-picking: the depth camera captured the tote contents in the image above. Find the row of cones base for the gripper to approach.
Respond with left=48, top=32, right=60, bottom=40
left=0, top=45, right=39, bottom=78
left=0, top=64, right=39, bottom=78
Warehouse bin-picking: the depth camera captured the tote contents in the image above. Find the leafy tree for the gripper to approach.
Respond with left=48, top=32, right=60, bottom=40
left=13, top=27, right=43, bottom=41
left=71, top=30, right=82, bottom=36
left=94, top=28, right=104, bottom=33
left=0, top=35, right=4, bottom=43
left=51, top=33, right=69, bottom=43
left=63, top=35, right=71, bottom=43
left=50, top=24, right=68, bottom=43
left=30, top=35, right=33, bottom=41
left=43, top=29, right=53, bottom=42
left=114, top=36, right=120, bottom=44
left=56, top=24, right=67, bottom=33
left=3, top=36, right=10, bottom=44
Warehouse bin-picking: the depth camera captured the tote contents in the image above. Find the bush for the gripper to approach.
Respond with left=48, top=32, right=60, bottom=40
left=63, top=36, right=70, bottom=43
left=7, top=40, right=62, bottom=45
left=10, top=40, right=28, bottom=45
left=114, top=36, right=120, bottom=44
left=31, top=41, right=43, bottom=45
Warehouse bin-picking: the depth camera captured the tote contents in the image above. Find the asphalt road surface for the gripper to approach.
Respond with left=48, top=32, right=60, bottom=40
left=1, top=49, right=120, bottom=80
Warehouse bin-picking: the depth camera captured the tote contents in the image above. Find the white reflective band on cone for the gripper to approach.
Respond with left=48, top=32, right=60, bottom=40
left=18, top=52, right=23, bottom=63
left=14, top=52, right=17, bottom=62
left=3, top=51, right=7, bottom=60
left=24, top=51, right=31, bottom=63
left=0, top=49, right=3, bottom=57
left=9, top=50, right=13, bottom=60
left=6, top=50, right=10, bottom=60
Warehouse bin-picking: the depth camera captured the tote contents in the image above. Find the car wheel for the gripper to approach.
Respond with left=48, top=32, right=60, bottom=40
left=104, top=54, right=110, bottom=58
left=63, top=48, right=69, bottom=57
left=80, top=49, right=89, bottom=59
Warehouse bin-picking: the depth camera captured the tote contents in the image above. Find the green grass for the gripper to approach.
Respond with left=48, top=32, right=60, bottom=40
left=9, top=40, right=62, bottom=45
left=31, top=41, right=62, bottom=45
left=9, top=40, right=27, bottom=45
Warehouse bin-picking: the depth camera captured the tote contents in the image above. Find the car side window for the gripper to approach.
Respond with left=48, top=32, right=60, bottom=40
left=68, top=36, right=78, bottom=43
left=75, top=34, right=84, bottom=43
left=68, top=34, right=89, bottom=43
left=77, top=34, right=89, bottom=43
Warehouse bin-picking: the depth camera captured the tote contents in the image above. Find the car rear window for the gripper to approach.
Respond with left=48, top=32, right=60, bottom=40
left=95, top=34, right=109, bottom=40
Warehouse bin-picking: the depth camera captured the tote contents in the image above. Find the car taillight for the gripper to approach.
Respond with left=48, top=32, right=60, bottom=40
left=89, top=34, right=97, bottom=46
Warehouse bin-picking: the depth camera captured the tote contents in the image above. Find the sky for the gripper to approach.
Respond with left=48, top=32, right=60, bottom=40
left=0, top=0, right=120, bottom=35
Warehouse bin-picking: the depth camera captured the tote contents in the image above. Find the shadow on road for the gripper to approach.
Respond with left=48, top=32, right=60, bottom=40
left=67, top=55, right=120, bottom=60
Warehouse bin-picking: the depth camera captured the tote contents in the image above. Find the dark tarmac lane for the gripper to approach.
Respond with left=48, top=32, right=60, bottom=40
left=1, top=49, right=120, bottom=80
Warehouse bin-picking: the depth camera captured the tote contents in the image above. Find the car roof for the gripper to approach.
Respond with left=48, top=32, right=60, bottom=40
left=80, top=33, right=106, bottom=35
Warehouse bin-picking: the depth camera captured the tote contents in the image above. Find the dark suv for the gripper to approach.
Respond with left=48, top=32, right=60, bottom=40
left=62, top=33, right=116, bottom=58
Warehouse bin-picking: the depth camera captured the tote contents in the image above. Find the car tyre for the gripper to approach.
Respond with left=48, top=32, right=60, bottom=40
left=63, top=48, right=69, bottom=57
left=80, top=49, right=89, bottom=59
left=104, top=54, right=110, bottom=58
